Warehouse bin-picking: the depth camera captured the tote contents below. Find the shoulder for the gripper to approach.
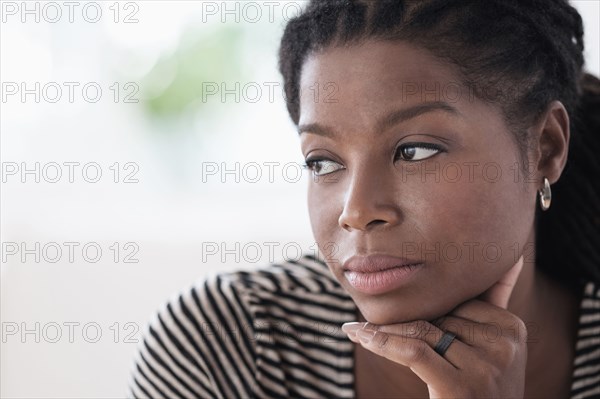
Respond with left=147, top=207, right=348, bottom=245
left=222, top=253, right=355, bottom=305
left=576, top=280, right=600, bottom=336
left=577, top=279, right=600, bottom=322
left=180, top=253, right=356, bottom=322
left=581, top=280, right=600, bottom=302
left=570, top=279, right=600, bottom=397
left=127, top=254, right=356, bottom=398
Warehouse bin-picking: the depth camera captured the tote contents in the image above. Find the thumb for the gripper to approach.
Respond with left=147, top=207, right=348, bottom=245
left=478, top=255, right=525, bottom=309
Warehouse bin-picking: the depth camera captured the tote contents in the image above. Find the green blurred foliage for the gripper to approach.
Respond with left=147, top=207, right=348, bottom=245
left=140, top=24, right=247, bottom=119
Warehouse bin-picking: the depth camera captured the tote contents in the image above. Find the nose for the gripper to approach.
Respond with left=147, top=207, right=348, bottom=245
left=338, top=168, right=402, bottom=232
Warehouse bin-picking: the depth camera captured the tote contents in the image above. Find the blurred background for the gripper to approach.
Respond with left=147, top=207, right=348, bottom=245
left=1, top=1, right=598, bottom=397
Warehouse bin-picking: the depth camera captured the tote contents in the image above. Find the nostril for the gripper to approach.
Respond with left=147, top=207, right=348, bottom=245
left=341, top=222, right=354, bottom=232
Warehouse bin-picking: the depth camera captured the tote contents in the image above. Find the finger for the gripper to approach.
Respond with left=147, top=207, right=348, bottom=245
left=449, top=300, right=527, bottom=345
left=354, top=325, right=458, bottom=387
left=432, top=314, right=527, bottom=371
left=478, top=255, right=524, bottom=309
left=430, top=315, right=482, bottom=346
left=434, top=314, right=523, bottom=346
left=450, top=299, right=515, bottom=325
left=358, top=321, right=477, bottom=369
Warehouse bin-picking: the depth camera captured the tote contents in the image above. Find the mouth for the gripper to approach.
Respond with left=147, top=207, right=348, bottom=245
left=343, top=254, right=424, bottom=295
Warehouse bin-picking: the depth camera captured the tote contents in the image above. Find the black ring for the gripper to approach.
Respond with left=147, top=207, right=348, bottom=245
left=434, top=331, right=456, bottom=357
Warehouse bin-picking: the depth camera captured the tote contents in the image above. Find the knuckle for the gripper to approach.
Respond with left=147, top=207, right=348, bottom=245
left=402, top=321, right=421, bottom=337
left=405, top=340, right=429, bottom=364
left=513, top=317, right=528, bottom=343
left=414, top=320, right=437, bottom=339
left=414, top=319, right=429, bottom=330
left=376, top=331, right=390, bottom=349
left=403, top=321, right=421, bottom=337
left=498, top=344, right=518, bottom=367
left=488, top=339, right=520, bottom=368
left=497, top=315, right=528, bottom=344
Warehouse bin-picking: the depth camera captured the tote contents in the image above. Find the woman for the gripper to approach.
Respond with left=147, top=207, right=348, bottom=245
left=128, top=1, right=600, bottom=398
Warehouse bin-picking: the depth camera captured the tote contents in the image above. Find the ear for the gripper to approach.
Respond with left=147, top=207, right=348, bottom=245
left=529, top=100, right=570, bottom=186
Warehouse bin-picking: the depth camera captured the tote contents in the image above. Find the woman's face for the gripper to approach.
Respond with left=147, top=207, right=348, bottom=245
left=298, top=40, right=538, bottom=325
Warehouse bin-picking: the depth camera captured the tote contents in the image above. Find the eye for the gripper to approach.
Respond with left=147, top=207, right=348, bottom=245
left=303, top=158, right=344, bottom=176
left=395, top=143, right=444, bottom=162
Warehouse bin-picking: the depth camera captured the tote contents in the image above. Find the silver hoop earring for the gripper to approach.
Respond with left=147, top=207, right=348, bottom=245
left=538, top=177, right=551, bottom=211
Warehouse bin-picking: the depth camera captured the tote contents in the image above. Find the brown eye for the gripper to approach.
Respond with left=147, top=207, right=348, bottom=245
left=303, top=159, right=344, bottom=176
left=401, top=146, right=417, bottom=160
left=395, top=143, right=443, bottom=161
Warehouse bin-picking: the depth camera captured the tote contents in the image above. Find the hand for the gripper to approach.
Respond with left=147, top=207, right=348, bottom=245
left=342, top=255, right=527, bottom=398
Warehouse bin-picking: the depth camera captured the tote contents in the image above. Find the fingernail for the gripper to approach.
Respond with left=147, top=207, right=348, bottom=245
left=341, top=322, right=365, bottom=334
left=356, top=328, right=376, bottom=344
left=346, top=332, right=360, bottom=343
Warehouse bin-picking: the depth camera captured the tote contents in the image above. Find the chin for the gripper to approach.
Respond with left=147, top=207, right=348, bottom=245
left=355, top=292, right=459, bottom=326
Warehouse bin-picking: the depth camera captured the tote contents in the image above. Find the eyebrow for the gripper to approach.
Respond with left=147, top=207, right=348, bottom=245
left=297, top=101, right=462, bottom=137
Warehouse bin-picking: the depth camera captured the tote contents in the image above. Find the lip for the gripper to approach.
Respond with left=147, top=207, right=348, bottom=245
left=343, top=254, right=423, bottom=295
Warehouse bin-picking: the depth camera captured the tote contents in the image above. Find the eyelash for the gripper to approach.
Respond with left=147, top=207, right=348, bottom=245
left=394, top=142, right=445, bottom=162
left=302, top=158, right=337, bottom=175
left=303, top=142, right=445, bottom=175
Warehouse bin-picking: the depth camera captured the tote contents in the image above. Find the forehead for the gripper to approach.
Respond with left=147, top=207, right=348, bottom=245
left=298, top=40, right=468, bottom=127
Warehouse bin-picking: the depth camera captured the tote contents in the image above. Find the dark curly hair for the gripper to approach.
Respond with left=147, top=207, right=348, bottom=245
left=278, top=0, right=600, bottom=290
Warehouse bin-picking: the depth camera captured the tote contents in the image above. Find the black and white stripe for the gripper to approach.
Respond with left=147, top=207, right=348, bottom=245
left=128, top=255, right=600, bottom=398
left=128, top=254, right=356, bottom=398
left=571, top=281, right=600, bottom=399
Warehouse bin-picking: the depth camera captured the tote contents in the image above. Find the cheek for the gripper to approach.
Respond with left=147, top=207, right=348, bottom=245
left=307, top=184, right=341, bottom=248
left=417, top=171, right=534, bottom=294
left=438, top=176, right=532, bottom=248
left=431, top=182, right=512, bottom=244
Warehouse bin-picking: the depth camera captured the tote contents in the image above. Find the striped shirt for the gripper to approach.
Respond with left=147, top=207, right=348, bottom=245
left=128, top=254, right=600, bottom=398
